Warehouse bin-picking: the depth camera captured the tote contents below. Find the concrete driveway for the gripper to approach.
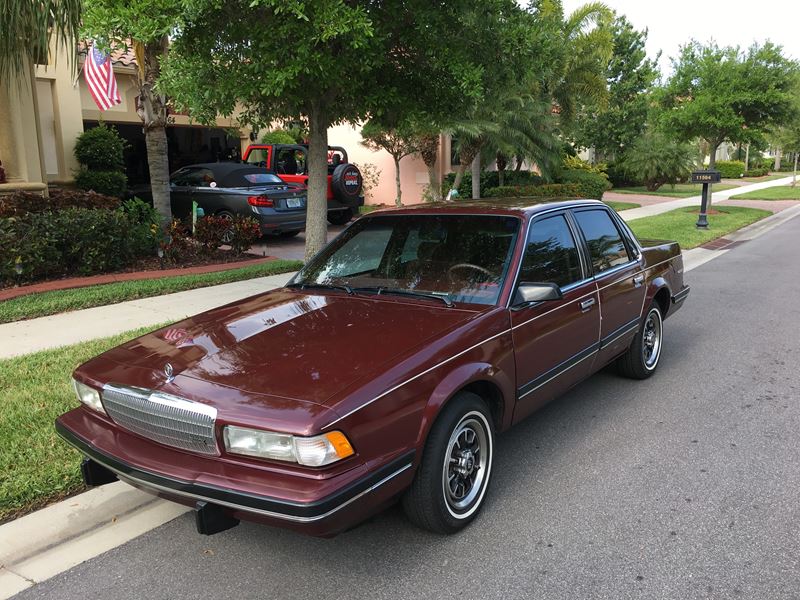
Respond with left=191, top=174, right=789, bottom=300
left=250, top=224, right=347, bottom=261
left=14, top=209, right=800, bottom=599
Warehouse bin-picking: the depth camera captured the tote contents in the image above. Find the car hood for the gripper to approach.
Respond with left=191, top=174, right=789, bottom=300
left=98, top=289, right=479, bottom=407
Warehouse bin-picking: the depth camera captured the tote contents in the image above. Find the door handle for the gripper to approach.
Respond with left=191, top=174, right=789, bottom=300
left=633, top=274, right=644, bottom=287
left=580, top=298, right=596, bottom=312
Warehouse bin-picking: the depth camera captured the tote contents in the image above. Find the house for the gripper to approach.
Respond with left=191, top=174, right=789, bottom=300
left=0, top=41, right=457, bottom=205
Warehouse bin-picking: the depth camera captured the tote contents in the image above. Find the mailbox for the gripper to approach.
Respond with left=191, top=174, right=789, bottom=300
left=690, top=170, right=721, bottom=184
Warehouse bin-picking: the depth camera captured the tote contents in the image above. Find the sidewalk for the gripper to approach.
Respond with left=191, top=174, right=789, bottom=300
left=618, top=174, right=798, bottom=221
left=0, top=271, right=295, bottom=359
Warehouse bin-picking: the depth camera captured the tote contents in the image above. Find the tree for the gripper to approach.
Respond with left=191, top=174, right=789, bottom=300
left=82, top=1, right=185, bottom=224
left=164, top=0, right=502, bottom=259
left=658, top=41, right=799, bottom=170
left=360, top=120, right=420, bottom=206
left=540, top=0, right=614, bottom=127
left=0, top=0, right=81, bottom=81
left=575, top=15, right=659, bottom=161
left=620, top=133, right=696, bottom=191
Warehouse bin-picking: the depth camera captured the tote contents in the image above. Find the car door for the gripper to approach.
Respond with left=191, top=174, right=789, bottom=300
left=510, top=212, right=601, bottom=424
left=169, top=167, right=200, bottom=219
left=571, top=207, right=646, bottom=367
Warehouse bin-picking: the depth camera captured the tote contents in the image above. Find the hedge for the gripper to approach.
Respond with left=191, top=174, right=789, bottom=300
left=714, top=160, right=746, bottom=179
left=0, top=198, right=158, bottom=285
left=74, top=169, right=128, bottom=198
left=558, top=169, right=611, bottom=200
left=485, top=183, right=581, bottom=198
left=0, top=188, right=120, bottom=218
left=442, top=170, right=543, bottom=198
left=743, top=167, right=769, bottom=178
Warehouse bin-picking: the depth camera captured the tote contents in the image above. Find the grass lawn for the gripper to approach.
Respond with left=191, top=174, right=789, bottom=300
left=628, top=206, right=771, bottom=250
left=613, top=183, right=737, bottom=198
left=0, top=325, right=166, bottom=522
left=728, top=185, right=800, bottom=201
left=739, top=173, right=792, bottom=183
left=604, top=200, right=640, bottom=212
left=0, top=259, right=302, bottom=325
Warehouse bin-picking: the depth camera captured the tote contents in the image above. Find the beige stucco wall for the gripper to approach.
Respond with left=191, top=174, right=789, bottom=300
left=328, top=123, right=447, bottom=206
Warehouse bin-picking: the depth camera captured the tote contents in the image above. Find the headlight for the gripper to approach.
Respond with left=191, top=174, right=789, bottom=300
left=223, top=426, right=354, bottom=467
left=73, top=379, right=105, bottom=414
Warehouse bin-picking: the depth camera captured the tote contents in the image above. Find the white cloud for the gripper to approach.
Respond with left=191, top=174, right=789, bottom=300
left=560, top=0, right=800, bottom=76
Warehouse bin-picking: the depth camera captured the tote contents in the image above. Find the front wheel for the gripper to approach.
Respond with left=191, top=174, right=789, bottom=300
left=327, top=208, right=353, bottom=226
left=402, top=393, right=494, bottom=534
left=617, top=303, right=664, bottom=379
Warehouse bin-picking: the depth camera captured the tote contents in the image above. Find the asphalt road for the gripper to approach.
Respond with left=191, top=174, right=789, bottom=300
left=17, top=215, right=800, bottom=600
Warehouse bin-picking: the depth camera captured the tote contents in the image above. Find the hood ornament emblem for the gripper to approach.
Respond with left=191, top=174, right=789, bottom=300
left=164, top=362, right=175, bottom=383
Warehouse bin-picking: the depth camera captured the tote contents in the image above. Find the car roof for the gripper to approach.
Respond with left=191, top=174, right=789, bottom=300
left=173, top=162, right=284, bottom=187
left=361, top=198, right=608, bottom=219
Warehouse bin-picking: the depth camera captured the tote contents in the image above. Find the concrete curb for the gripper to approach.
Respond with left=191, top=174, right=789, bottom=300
left=4, top=203, right=800, bottom=599
left=0, top=482, right=189, bottom=600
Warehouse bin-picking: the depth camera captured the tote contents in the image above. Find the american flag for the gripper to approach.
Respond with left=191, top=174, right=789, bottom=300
left=83, top=42, right=121, bottom=111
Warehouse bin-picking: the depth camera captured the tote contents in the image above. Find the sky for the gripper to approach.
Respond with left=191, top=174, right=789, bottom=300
left=560, top=0, right=800, bottom=76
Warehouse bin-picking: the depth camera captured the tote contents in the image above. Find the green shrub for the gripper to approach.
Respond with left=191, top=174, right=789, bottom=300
left=559, top=169, right=611, bottom=199
left=442, top=171, right=543, bottom=198
left=160, top=219, right=197, bottom=264
left=758, top=157, right=775, bottom=171
left=743, top=167, right=769, bottom=178
left=194, top=215, right=229, bottom=255
left=0, top=188, right=120, bottom=218
left=227, top=216, right=261, bottom=254
left=605, top=161, right=638, bottom=187
left=715, top=160, right=746, bottom=179
left=485, top=183, right=581, bottom=198
left=74, top=169, right=127, bottom=198
left=73, top=124, right=127, bottom=170
left=562, top=155, right=607, bottom=175
left=0, top=207, right=155, bottom=284
left=261, top=129, right=300, bottom=145
left=122, top=198, right=160, bottom=257
left=619, top=134, right=695, bottom=191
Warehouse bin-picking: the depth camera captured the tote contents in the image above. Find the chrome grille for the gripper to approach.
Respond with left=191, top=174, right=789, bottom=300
left=101, top=384, right=219, bottom=455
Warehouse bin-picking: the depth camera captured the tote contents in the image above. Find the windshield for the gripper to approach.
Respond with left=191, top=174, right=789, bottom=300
left=293, top=214, right=521, bottom=305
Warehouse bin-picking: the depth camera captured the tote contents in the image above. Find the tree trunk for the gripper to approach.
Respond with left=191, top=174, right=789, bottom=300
left=496, top=152, right=507, bottom=188
left=793, top=153, right=798, bottom=188
left=418, top=134, right=440, bottom=202
left=394, top=156, right=402, bottom=206
left=305, top=101, right=329, bottom=261
left=775, top=148, right=782, bottom=171
left=744, top=143, right=750, bottom=170
left=449, top=164, right=467, bottom=201
left=471, top=151, right=480, bottom=200
left=708, top=142, right=719, bottom=170
left=514, top=154, right=524, bottom=172
left=138, top=37, right=171, bottom=225
left=145, top=127, right=170, bottom=219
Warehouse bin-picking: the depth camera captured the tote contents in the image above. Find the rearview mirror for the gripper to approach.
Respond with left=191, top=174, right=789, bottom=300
left=513, top=282, right=563, bottom=307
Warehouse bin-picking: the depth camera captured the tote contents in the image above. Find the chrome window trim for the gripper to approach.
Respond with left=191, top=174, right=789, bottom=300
left=517, top=346, right=599, bottom=400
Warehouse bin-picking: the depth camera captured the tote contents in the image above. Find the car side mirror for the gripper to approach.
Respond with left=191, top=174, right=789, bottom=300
left=513, top=282, right=563, bottom=308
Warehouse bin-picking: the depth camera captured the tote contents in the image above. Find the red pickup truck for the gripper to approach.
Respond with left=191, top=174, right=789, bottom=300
left=242, top=144, right=364, bottom=225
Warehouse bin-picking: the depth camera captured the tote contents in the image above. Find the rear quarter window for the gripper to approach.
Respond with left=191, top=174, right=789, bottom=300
left=573, top=209, right=631, bottom=273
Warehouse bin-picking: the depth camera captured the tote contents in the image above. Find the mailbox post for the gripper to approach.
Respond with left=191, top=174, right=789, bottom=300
left=691, top=170, right=721, bottom=229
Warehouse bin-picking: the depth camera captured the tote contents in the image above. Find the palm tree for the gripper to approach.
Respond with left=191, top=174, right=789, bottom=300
left=0, top=0, right=81, bottom=80
left=543, top=0, right=614, bottom=126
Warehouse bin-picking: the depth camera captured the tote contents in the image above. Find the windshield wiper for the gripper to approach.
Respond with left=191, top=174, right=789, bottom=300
left=353, top=286, right=454, bottom=308
left=287, top=282, right=353, bottom=295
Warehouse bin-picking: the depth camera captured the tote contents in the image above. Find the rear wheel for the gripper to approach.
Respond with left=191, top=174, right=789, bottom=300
left=402, top=392, right=494, bottom=534
left=327, top=208, right=353, bottom=226
left=617, top=303, right=663, bottom=379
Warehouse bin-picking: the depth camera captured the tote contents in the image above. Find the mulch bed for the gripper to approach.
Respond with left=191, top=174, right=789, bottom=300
left=0, top=251, right=276, bottom=302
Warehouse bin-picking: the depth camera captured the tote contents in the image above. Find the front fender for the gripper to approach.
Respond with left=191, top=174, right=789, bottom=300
left=414, top=361, right=515, bottom=448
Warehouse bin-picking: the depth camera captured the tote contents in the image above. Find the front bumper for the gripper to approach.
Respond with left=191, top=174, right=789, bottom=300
left=56, top=413, right=414, bottom=536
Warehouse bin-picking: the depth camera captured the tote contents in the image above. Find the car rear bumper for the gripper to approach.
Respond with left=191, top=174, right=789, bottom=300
left=254, top=210, right=306, bottom=235
left=55, top=410, right=414, bottom=536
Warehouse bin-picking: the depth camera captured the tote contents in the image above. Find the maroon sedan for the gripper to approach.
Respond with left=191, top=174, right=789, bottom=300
left=57, top=199, right=689, bottom=536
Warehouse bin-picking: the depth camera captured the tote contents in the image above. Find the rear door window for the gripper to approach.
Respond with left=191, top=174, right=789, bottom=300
left=573, top=209, right=631, bottom=274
